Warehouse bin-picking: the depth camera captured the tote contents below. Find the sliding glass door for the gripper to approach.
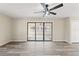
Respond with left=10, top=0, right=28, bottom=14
left=27, top=23, right=35, bottom=40
left=36, top=23, right=43, bottom=40
left=44, top=23, right=52, bottom=40
left=27, top=22, right=52, bottom=41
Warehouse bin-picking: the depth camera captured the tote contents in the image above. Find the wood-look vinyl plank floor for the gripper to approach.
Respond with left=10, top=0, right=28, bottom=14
left=0, top=41, right=78, bottom=56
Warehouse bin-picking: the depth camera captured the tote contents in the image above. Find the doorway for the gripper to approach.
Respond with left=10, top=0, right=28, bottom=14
left=27, top=22, right=52, bottom=41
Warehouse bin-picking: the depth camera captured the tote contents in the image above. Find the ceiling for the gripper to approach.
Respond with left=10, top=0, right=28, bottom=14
left=0, top=3, right=79, bottom=18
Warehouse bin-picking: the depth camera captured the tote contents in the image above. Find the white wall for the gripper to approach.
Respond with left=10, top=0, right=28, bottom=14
left=0, top=15, right=12, bottom=46
left=64, top=18, right=71, bottom=43
left=71, top=19, right=79, bottom=43
left=12, top=17, right=65, bottom=42
left=53, top=19, right=65, bottom=41
left=12, top=19, right=26, bottom=41
left=64, top=17, right=79, bottom=43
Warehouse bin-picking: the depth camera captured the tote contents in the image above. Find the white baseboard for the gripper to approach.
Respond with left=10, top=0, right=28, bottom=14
left=72, top=42, right=79, bottom=44
left=53, top=40, right=64, bottom=41
left=12, top=40, right=27, bottom=42
left=0, top=40, right=12, bottom=46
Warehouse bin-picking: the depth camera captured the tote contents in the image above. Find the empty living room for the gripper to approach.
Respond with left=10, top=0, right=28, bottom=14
left=0, top=0, right=79, bottom=57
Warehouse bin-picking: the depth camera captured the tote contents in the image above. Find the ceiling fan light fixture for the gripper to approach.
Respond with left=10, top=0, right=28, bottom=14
left=34, top=3, right=63, bottom=17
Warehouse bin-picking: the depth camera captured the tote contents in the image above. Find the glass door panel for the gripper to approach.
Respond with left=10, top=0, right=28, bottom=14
left=27, top=22, right=52, bottom=41
left=36, top=23, right=43, bottom=40
left=44, top=23, right=52, bottom=40
left=28, top=23, right=35, bottom=40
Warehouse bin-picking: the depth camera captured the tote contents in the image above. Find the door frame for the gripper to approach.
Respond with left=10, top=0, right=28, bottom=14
left=27, top=22, right=53, bottom=41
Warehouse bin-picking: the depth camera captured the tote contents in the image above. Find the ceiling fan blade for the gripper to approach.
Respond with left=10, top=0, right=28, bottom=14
left=41, top=3, right=46, bottom=10
left=40, top=3, right=48, bottom=12
left=50, top=3, right=63, bottom=11
left=43, top=11, right=47, bottom=17
left=43, top=13, right=45, bottom=17
left=34, top=11, right=44, bottom=13
left=50, top=12, right=56, bottom=15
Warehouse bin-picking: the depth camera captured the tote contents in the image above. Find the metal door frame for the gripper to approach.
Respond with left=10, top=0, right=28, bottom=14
left=27, top=22, right=53, bottom=41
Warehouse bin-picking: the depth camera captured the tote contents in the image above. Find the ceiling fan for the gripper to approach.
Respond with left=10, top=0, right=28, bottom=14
left=34, top=3, right=63, bottom=17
